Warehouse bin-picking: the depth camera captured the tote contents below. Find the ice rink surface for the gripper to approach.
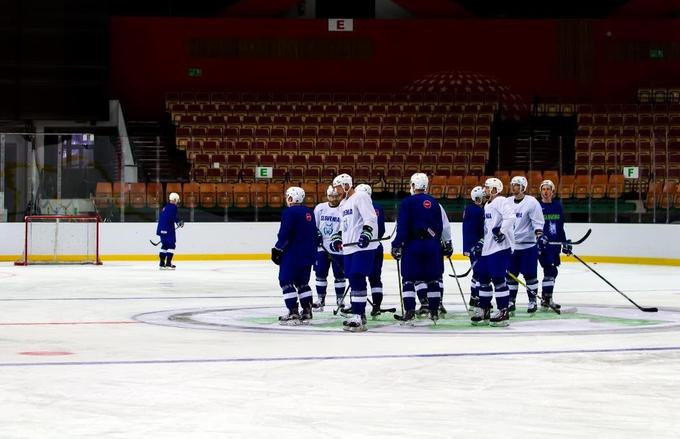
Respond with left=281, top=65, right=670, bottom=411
left=1, top=259, right=679, bottom=438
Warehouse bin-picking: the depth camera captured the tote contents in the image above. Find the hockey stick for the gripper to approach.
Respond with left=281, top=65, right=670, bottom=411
left=448, top=265, right=472, bottom=278
left=571, top=253, right=658, bottom=312
left=396, top=258, right=404, bottom=316
left=506, top=271, right=561, bottom=315
left=366, top=298, right=397, bottom=314
left=447, top=256, right=468, bottom=312
left=517, top=228, right=593, bottom=246
left=332, top=285, right=352, bottom=316
left=343, top=235, right=392, bottom=248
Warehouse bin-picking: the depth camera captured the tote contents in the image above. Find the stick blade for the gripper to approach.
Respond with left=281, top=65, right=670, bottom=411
left=641, top=307, right=659, bottom=313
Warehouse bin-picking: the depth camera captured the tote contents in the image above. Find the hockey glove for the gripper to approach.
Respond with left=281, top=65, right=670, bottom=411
left=562, top=239, right=573, bottom=255
left=537, top=234, right=549, bottom=253
left=316, top=229, right=323, bottom=246
left=491, top=227, right=505, bottom=244
left=330, top=232, right=343, bottom=252
left=441, top=240, right=453, bottom=257
left=391, top=245, right=403, bottom=260
left=177, top=220, right=184, bottom=229
left=357, top=225, right=373, bottom=248
left=471, top=239, right=484, bottom=258
left=271, top=247, right=283, bottom=265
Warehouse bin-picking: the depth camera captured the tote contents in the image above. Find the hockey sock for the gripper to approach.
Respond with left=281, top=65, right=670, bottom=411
left=403, top=282, right=416, bottom=311
left=159, top=252, right=166, bottom=266
left=416, top=282, right=428, bottom=305
left=281, top=283, right=299, bottom=311
left=349, top=275, right=367, bottom=315
left=478, top=282, right=493, bottom=309
left=493, top=278, right=510, bottom=310
left=426, top=281, right=441, bottom=312
left=166, top=252, right=174, bottom=266
left=334, top=279, right=346, bottom=302
left=315, top=277, right=328, bottom=300
left=470, top=276, right=480, bottom=298
left=298, top=284, right=313, bottom=310
left=371, top=286, right=383, bottom=308
left=526, top=277, right=539, bottom=300
left=542, top=265, right=558, bottom=297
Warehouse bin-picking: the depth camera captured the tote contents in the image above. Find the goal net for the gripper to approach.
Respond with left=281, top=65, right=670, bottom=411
left=15, top=215, right=102, bottom=265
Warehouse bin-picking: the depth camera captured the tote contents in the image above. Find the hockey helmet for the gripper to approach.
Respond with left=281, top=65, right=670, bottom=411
left=540, top=179, right=555, bottom=192
left=354, top=183, right=372, bottom=196
left=510, top=175, right=528, bottom=193
left=410, top=172, right=429, bottom=193
left=470, top=186, right=485, bottom=202
left=285, top=186, right=305, bottom=205
left=484, top=177, right=503, bottom=195
left=326, top=185, right=338, bottom=197
left=169, top=192, right=180, bottom=203
left=332, top=173, right=353, bottom=189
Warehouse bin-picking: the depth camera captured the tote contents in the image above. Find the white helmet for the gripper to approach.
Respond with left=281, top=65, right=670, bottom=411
left=169, top=192, right=180, bottom=203
left=484, top=177, right=503, bottom=195
left=510, top=176, right=528, bottom=193
left=354, top=183, right=372, bottom=196
left=332, top=173, right=353, bottom=190
left=471, top=186, right=485, bottom=202
left=410, top=172, right=429, bottom=193
left=285, top=186, right=305, bottom=205
left=326, top=185, right=338, bottom=197
left=540, top=179, right=555, bottom=192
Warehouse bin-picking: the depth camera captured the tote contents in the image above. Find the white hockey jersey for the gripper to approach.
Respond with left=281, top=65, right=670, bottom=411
left=339, top=191, right=379, bottom=255
left=505, top=195, right=545, bottom=251
left=313, top=202, right=342, bottom=254
left=482, top=195, right=515, bottom=256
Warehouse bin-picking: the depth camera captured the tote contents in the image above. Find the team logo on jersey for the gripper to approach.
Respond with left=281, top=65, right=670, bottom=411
left=305, top=213, right=312, bottom=221
left=549, top=223, right=557, bottom=235
left=423, top=200, right=432, bottom=209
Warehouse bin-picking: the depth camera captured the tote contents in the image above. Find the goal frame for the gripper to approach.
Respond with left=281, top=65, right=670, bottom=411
left=14, top=214, right=103, bottom=266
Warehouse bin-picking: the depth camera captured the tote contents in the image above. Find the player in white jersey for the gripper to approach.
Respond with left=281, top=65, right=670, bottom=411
left=312, top=186, right=346, bottom=311
left=505, top=175, right=545, bottom=314
left=471, top=177, right=515, bottom=327
left=330, top=173, right=379, bottom=332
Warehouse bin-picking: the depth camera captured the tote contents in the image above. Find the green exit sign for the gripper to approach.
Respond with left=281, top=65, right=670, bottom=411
left=649, top=49, right=664, bottom=59
left=188, top=67, right=202, bottom=77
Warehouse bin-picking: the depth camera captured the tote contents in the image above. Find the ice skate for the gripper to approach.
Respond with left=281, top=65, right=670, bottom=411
left=312, top=297, right=325, bottom=312
left=416, top=303, right=429, bottom=317
left=468, top=296, right=480, bottom=316
left=429, top=309, right=439, bottom=324
left=470, top=307, right=490, bottom=326
left=527, top=299, right=538, bottom=314
left=166, top=264, right=176, bottom=270
left=300, top=306, right=313, bottom=325
left=339, top=304, right=353, bottom=317
left=438, top=303, right=447, bottom=315
left=490, top=308, right=510, bottom=327
left=541, top=296, right=561, bottom=311
left=508, top=301, right=516, bottom=317
left=370, top=304, right=381, bottom=319
left=342, top=314, right=367, bottom=332
left=278, top=310, right=301, bottom=326
left=396, top=310, right=416, bottom=326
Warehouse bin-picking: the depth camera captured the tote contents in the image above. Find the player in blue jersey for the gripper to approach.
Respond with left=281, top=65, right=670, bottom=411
left=272, top=187, right=318, bottom=326
left=462, top=186, right=485, bottom=314
left=354, top=184, right=386, bottom=318
left=156, top=192, right=183, bottom=270
left=312, top=185, right=345, bottom=311
left=537, top=180, right=572, bottom=311
left=391, top=173, right=445, bottom=324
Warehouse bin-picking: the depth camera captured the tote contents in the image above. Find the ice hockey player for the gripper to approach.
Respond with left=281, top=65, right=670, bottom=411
left=271, top=187, right=318, bottom=326
left=331, top=173, right=379, bottom=332
left=312, top=185, right=346, bottom=311
left=505, top=176, right=545, bottom=315
left=471, top=177, right=515, bottom=327
left=354, top=183, right=386, bottom=319
left=156, top=192, right=183, bottom=269
left=538, top=179, right=571, bottom=311
left=462, top=186, right=485, bottom=314
left=391, top=173, right=445, bottom=325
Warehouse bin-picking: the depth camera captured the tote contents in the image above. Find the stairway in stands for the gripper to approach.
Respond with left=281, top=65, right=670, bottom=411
left=497, top=116, right=577, bottom=173
left=127, top=121, right=189, bottom=183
